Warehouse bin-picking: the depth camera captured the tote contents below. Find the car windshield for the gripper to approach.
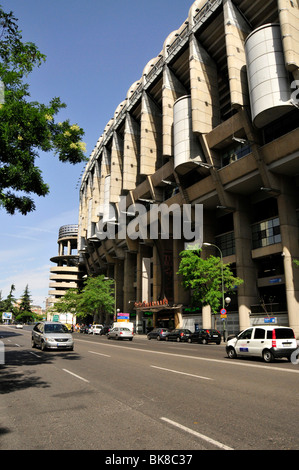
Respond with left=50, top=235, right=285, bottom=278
left=44, top=324, right=68, bottom=334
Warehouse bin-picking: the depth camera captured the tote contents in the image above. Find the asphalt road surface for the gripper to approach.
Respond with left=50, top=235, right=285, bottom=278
left=1, top=325, right=298, bottom=452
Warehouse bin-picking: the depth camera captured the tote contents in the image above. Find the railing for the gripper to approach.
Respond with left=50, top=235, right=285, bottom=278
left=58, top=225, right=78, bottom=239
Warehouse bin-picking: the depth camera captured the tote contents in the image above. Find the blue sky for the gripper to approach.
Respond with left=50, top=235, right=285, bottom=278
left=0, top=0, right=192, bottom=307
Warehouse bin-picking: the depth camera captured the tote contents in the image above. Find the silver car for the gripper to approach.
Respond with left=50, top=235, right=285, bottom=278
left=107, top=326, right=133, bottom=341
left=31, top=321, right=74, bottom=351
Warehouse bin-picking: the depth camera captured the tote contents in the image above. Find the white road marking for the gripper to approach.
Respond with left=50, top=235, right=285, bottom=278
left=62, top=369, right=89, bottom=383
left=160, top=417, right=233, bottom=450
left=89, top=350, right=111, bottom=358
left=29, top=351, right=41, bottom=358
left=151, top=365, right=213, bottom=381
left=75, top=339, right=299, bottom=374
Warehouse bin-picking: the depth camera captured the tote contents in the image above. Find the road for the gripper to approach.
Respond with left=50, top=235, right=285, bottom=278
left=1, top=325, right=299, bottom=453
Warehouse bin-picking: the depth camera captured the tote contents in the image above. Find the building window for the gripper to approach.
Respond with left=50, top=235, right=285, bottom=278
left=221, top=142, right=251, bottom=168
left=252, top=217, right=281, bottom=249
left=215, top=231, right=235, bottom=256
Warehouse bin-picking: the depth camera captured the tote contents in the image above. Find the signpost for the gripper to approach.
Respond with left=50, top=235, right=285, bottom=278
left=117, top=312, right=130, bottom=322
left=220, top=308, right=227, bottom=318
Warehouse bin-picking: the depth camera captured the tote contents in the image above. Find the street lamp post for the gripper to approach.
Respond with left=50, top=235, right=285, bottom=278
left=203, top=242, right=227, bottom=341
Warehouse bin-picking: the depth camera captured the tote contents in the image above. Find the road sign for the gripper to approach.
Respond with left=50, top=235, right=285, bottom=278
left=220, top=308, right=227, bottom=315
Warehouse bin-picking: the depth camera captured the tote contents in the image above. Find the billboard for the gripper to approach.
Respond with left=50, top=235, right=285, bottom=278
left=117, top=312, right=130, bottom=322
left=2, top=312, right=13, bottom=320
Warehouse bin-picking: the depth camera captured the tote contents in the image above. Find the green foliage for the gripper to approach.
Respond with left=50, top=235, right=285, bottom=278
left=17, top=284, right=32, bottom=313
left=15, top=310, right=35, bottom=323
left=78, top=275, right=115, bottom=319
left=52, top=275, right=115, bottom=320
left=50, top=288, right=79, bottom=315
left=0, top=283, right=16, bottom=313
left=0, top=6, right=88, bottom=215
left=177, top=248, right=243, bottom=313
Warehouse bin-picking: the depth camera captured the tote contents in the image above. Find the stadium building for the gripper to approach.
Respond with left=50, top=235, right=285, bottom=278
left=78, top=0, right=299, bottom=336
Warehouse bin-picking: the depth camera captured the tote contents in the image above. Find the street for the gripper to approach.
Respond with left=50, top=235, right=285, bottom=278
left=1, top=325, right=299, bottom=452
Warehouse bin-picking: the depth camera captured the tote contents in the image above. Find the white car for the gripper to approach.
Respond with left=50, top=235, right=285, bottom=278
left=107, top=326, right=133, bottom=341
left=15, top=323, right=23, bottom=329
left=88, top=324, right=103, bottom=335
left=226, top=325, right=297, bottom=363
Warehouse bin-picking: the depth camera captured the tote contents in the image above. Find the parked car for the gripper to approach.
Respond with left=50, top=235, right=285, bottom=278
left=100, top=326, right=111, bottom=335
left=79, top=325, right=89, bottom=334
left=31, top=321, right=74, bottom=351
left=15, top=323, right=23, bottom=329
left=107, top=326, right=133, bottom=341
left=165, top=329, right=192, bottom=342
left=226, top=325, right=297, bottom=363
left=147, top=328, right=170, bottom=341
left=88, top=324, right=103, bottom=335
left=188, top=329, right=221, bottom=345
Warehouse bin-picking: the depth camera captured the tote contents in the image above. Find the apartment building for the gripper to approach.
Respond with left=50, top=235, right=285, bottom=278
left=78, top=0, right=299, bottom=336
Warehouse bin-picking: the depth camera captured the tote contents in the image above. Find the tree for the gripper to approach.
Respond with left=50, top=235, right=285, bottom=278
left=0, top=6, right=88, bottom=215
left=15, top=284, right=34, bottom=322
left=50, top=288, right=79, bottom=322
left=52, top=275, right=115, bottom=322
left=78, top=275, right=115, bottom=322
left=177, top=248, right=243, bottom=314
left=0, top=283, right=16, bottom=313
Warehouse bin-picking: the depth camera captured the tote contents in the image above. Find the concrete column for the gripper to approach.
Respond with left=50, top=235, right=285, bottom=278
left=233, top=198, right=258, bottom=331
left=152, top=244, right=162, bottom=300
left=140, top=91, right=162, bottom=174
left=162, top=65, right=187, bottom=157
left=114, top=260, right=124, bottom=314
left=173, top=238, right=190, bottom=305
left=189, top=34, right=220, bottom=134
left=123, top=114, right=140, bottom=190
left=202, top=305, right=212, bottom=329
left=135, top=309, right=143, bottom=335
left=277, top=178, right=299, bottom=337
left=123, top=252, right=136, bottom=313
left=175, top=308, right=183, bottom=328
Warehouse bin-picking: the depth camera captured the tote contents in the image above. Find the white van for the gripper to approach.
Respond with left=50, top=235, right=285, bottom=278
left=112, top=322, right=134, bottom=333
left=88, top=324, right=103, bottom=335
left=226, top=325, right=297, bottom=363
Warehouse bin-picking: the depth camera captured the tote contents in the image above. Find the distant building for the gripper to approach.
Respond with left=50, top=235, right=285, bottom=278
left=48, top=225, right=82, bottom=324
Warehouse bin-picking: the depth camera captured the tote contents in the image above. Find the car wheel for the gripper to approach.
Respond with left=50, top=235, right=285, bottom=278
left=31, top=337, right=36, bottom=348
left=227, top=347, right=237, bottom=359
left=202, top=338, right=208, bottom=345
left=165, top=336, right=169, bottom=341
left=216, top=341, right=221, bottom=345
left=187, top=338, right=192, bottom=343
left=157, top=336, right=161, bottom=341
left=41, top=341, right=46, bottom=351
left=262, top=349, right=274, bottom=363
left=147, top=336, right=151, bottom=340
left=176, top=337, right=181, bottom=342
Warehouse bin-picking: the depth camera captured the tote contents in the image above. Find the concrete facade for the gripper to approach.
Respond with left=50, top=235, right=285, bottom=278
left=78, top=0, right=299, bottom=337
